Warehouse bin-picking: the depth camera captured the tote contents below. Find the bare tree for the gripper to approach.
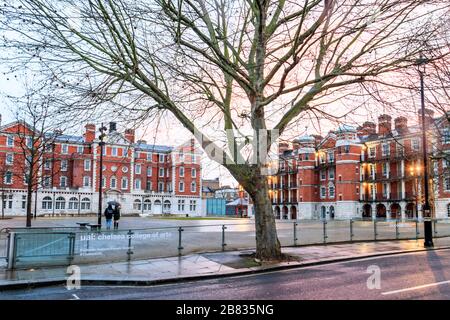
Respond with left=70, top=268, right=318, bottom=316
left=1, top=0, right=450, bottom=259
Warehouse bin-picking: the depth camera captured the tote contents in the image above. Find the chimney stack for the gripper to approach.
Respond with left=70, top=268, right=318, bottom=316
left=418, top=109, right=434, bottom=127
left=357, top=121, right=376, bottom=137
left=394, top=117, right=408, bottom=134
left=378, top=114, right=392, bottom=136
left=84, top=124, right=96, bottom=143
left=125, top=129, right=135, bottom=143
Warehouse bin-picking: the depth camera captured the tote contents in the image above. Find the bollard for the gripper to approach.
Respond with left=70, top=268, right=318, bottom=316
left=350, top=219, right=354, bottom=242
left=323, top=220, right=328, bottom=244
left=293, top=222, right=298, bottom=246
left=395, top=219, right=400, bottom=240
left=178, top=227, right=184, bottom=256
left=373, top=219, right=377, bottom=240
left=434, top=220, right=438, bottom=236
left=415, top=220, right=419, bottom=240
left=221, top=225, right=227, bottom=251
left=127, top=230, right=134, bottom=261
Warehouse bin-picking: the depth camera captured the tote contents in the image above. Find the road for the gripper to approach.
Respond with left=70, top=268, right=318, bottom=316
left=2, top=249, right=450, bottom=300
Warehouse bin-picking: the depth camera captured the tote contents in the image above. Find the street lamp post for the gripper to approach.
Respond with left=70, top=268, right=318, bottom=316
left=417, top=56, right=434, bottom=248
left=97, top=124, right=107, bottom=227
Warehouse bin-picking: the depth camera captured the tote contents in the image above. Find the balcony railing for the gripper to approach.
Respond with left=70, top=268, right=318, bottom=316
left=360, top=192, right=417, bottom=202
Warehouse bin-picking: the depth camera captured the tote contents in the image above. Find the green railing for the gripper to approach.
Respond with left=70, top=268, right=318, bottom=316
left=2, top=218, right=450, bottom=269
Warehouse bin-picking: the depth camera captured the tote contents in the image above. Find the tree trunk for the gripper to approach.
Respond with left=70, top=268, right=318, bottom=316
left=26, top=183, right=33, bottom=227
left=249, top=173, right=282, bottom=261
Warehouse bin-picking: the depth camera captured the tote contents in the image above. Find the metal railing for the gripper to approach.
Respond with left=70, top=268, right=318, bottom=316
left=2, top=218, right=450, bottom=269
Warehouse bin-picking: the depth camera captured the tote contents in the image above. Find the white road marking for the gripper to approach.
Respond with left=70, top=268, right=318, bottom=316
left=69, top=294, right=80, bottom=300
left=382, top=280, right=450, bottom=295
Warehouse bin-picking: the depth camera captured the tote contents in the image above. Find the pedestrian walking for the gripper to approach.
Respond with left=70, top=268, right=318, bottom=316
left=104, top=204, right=114, bottom=230
left=113, top=204, right=121, bottom=230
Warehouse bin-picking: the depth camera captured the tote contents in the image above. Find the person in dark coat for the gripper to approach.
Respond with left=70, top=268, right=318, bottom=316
left=113, top=204, right=121, bottom=230
left=104, top=204, right=114, bottom=230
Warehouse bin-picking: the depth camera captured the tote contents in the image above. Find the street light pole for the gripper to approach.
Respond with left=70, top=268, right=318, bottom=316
left=97, top=124, right=107, bottom=227
left=418, top=56, right=434, bottom=248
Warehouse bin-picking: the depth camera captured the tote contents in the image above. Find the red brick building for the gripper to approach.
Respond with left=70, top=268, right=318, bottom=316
left=270, top=111, right=450, bottom=220
left=0, top=119, right=202, bottom=216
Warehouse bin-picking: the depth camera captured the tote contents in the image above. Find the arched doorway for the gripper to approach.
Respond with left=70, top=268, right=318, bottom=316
left=390, top=203, right=401, bottom=219
left=282, top=206, right=289, bottom=219
left=291, top=206, right=297, bottom=220
left=376, top=204, right=386, bottom=219
left=274, top=206, right=280, bottom=219
left=154, top=200, right=162, bottom=214
left=329, top=206, right=335, bottom=220
left=321, top=206, right=326, bottom=220
left=362, top=204, right=372, bottom=219
left=406, top=202, right=415, bottom=219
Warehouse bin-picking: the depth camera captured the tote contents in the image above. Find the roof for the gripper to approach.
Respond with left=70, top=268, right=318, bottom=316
left=226, top=198, right=249, bottom=206
left=134, top=141, right=173, bottom=153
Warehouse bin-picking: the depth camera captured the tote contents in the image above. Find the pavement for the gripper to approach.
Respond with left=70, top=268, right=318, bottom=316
left=2, top=237, right=450, bottom=291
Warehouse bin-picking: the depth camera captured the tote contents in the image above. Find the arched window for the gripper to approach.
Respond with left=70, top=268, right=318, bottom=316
left=143, top=199, right=151, bottom=211
left=42, top=196, right=52, bottom=210
left=68, top=197, right=78, bottom=210
left=154, top=200, right=161, bottom=206
left=133, top=199, right=142, bottom=210
left=55, top=196, right=66, bottom=210
left=110, top=176, right=117, bottom=189
left=81, top=198, right=91, bottom=210
left=163, top=200, right=171, bottom=209
left=121, top=177, right=128, bottom=189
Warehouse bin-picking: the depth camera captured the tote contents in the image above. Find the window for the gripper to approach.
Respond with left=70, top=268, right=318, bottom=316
left=178, top=199, right=185, bottom=211
left=135, top=178, right=141, bottom=190
left=111, top=147, right=118, bottom=157
left=60, top=176, right=67, bottom=188
left=68, top=197, right=78, bottom=210
left=146, top=180, right=152, bottom=191
left=179, top=166, right=184, bottom=177
left=25, top=137, right=32, bottom=148
left=84, top=159, right=91, bottom=171
left=83, top=176, right=91, bottom=187
left=412, top=139, right=420, bottom=151
left=133, top=199, right=142, bottom=211
left=5, top=171, right=13, bottom=184
left=43, top=176, right=51, bottom=188
left=102, top=146, right=107, bottom=156
left=147, top=167, right=152, bottom=177
left=370, top=164, right=376, bottom=177
left=6, top=135, right=14, bottom=147
left=24, top=173, right=30, bottom=185
left=382, top=143, right=390, bottom=156
left=382, top=163, right=388, bottom=177
left=147, top=153, right=152, bottom=161
left=121, top=177, right=128, bottom=189
left=163, top=200, right=171, bottom=210
left=42, top=196, right=52, bottom=210
left=179, top=152, right=184, bottom=163
left=443, top=128, right=450, bottom=144
left=120, top=166, right=128, bottom=173
left=191, top=182, right=196, bottom=192
left=159, top=154, right=165, bottom=163
left=167, top=183, right=172, bottom=192
left=5, top=153, right=13, bottom=165
left=179, top=181, right=185, bottom=192
left=344, top=145, right=350, bottom=154
left=44, top=159, right=51, bottom=170
left=135, top=164, right=141, bottom=174
left=397, top=145, right=404, bottom=156
left=2, top=194, right=13, bottom=209
left=55, top=197, right=66, bottom=210
left=329, top=185, right=335, bottom=198
left=143, top=199, right=151, bottom=211
left=61, top=144, right=69, bottom=154
left=445, top=176, right=450, bottom=191
left=320, top=170, right=326, bottom=181
left=369, top=146, right=376, bottom=158
left=320, top=186, right=326, bottom=199
left=158, top=182, right=164, bottom=192
left=21, top=195, right=26, bottom=209
left=77, top=145, right=84, bottom=154
left=81, top=198, right=91, bottom=210
left=383, top=183, right=388, bottom=197
left=159, top=168, right=164, bottom=177
left=191, top=168, right=197, bottom=178
left=329, top=169, right=335, bottom=180
left=190, top=200, right=197, bottom=211
left=110, top=177, right=117, bottom=189
left=328, top=152, right=334, bottom=163
left=61, top=159, right=68, bottom=171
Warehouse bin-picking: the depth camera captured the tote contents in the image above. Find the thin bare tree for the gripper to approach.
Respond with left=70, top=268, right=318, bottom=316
left=1, top=0, right=450, bottom=259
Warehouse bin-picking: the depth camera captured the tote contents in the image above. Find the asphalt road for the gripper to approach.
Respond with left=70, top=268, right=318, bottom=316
left=2, top=249, right=450, bottom=300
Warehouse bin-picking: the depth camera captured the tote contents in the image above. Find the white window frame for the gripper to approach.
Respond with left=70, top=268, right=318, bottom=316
left=412, top=139, right=420, bottom=151
left=147, top=167, right=152, bottom=177
left=179, top=166, right=185, bottom=177
left=61, top=144, right=69, bottom=154
left=159, top=168, right=164, bottom=177
left=159, top=154, right=165, bottom=163
left=382, top=143, right=390, bottom=156
left=111, top=147, right=118, bottom=157
left=84, top=159, right=91, bottom=171
left=5, top=153, right=13, bottom=165
left=191, top=182, right=196, bottom=192
left=135, top=178, right=141, bottom=190
left=179, top=181, right=185, bottom=192
left=121, top=177, right=128, bottom=190
left=6, top=135, right=14, bottom=147
left=320, top=186, right=326, bottom=199
left=135, top=164, right=141, bottom=174
left=110, top=177, right=117, bottom=189
left=369, top=146, right=376, bottom=158
left=60, top=176, right=67, bottom=188
left=191, top=168, right=197, bottom=178
left=77, top=145, right=84, bottom=154
left=329, top=185, right=335, bottom=198
left=61, top=159, right=68, bottom=172
left=83, top=176, right=91, bottom=187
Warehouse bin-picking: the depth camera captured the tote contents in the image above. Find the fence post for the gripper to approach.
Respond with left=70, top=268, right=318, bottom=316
left=374, top=219, right=377, bottom=241
left=293, top=222, right=298, bottom=246
left=127, top=230, right=134, bottom=261
left=178, top=227, right=184, bottom=256
left=395, top=219, right=399, bottom=240
left=68, top=233, right=76, bottom=261
left=221, top=225, right=227, bottom=251
left=323, top=220, right=328, bottom=244
left=350, top=219, right=354, bottom=242
left=6, top=232, right=16, bottom=270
